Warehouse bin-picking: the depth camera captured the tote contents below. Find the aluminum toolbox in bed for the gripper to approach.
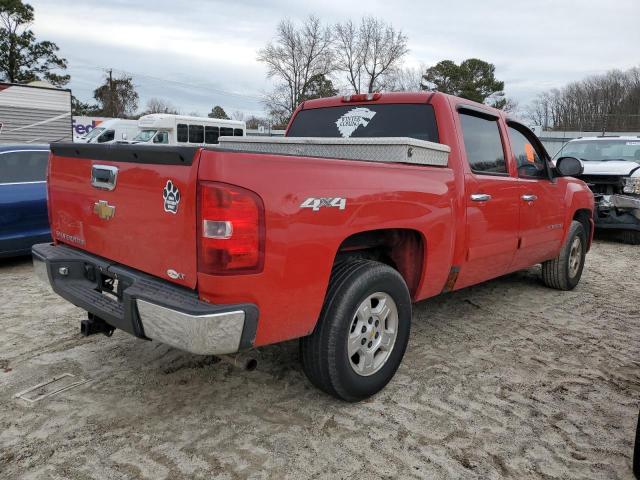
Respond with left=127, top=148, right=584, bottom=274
left=216, top=136, right=450, bottom=167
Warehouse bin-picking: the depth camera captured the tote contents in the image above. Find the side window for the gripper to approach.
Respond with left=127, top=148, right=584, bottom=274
left=205, top=126, right=219, bottom=144
left=233, top=128, right=244, bottom=136
left=98, top=129, right=115, bottom=143
left=459, top=112, right=507, bottom=174
left=0, top=151, right=48, bottom=183
left=508, top=124, right=548, bottom=179
left=188, top=124, right=204, bottom=143
left=153, top=131, right=168, bottom=144
left=177, top=124, right=188, bottom=143
left=220, top=127, right=233, bottom=137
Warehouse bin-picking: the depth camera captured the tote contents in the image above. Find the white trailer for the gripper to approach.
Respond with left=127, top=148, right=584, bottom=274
left=0, top=82, right=72, bottom=144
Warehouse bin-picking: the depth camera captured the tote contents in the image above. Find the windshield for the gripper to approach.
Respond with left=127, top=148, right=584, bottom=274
left=133, top=129, right=157, bottom=142
left=84, top=127, right=104, bottom=141
left=555, top=139, right=640, bottom=162
left=287, top=104, right=439, bottom=142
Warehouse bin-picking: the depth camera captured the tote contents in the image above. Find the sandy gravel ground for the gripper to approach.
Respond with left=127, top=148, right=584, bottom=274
left=1, top=236, right=639, bottom=480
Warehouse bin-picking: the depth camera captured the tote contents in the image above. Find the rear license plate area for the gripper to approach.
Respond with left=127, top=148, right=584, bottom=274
left=97, top=272, right=121, bottom=302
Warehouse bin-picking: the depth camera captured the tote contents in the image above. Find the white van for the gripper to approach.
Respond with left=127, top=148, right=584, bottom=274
left=78, top=119, right=139, bottom=144
left=132, top=114, right=245, bottom=146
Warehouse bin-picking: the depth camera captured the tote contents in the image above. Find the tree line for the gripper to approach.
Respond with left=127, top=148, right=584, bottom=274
left=525, top=67, right=640, bottom=132
left=2, top=0, right=638, bottom=132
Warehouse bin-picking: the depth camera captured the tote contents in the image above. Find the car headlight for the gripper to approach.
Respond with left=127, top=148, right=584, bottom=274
left=623, top=177, right=640, bottom=195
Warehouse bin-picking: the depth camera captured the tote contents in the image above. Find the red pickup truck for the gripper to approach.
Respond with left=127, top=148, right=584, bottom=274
left=33, top=92, right=594, bottom=401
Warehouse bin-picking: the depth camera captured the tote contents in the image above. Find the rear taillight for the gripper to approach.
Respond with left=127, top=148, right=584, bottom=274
left=197, top=182, right=265, bottom=275
left=342, top=93, right=381, bottom=102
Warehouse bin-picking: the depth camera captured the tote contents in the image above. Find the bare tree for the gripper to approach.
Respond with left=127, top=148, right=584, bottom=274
left=144, top=97, right=179, bottom=115
left=231, top=110, right=245, bottom=121
left=525, top=66, right=640, bottom=132
left=386, top=66, right=424, bottom=92
left=258, top=16, right=334, bottom=123
left=245, top=116, right=270, bottom=129
left=334, top=17, right=408, bottom=93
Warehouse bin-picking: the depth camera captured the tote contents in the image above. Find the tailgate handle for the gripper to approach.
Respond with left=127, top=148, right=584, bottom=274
left=91, top=165, right=118, bottom=191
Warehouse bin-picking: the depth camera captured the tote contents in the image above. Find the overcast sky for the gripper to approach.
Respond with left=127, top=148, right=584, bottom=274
left=27, top=0, right=640, bottom=118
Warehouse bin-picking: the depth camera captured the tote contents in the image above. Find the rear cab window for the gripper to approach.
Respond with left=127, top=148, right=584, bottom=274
left=287, top=104, right=439, bottom=142
left=458, top=111, right=507, bottom=175
left=0, top=150, right=48, bottom=184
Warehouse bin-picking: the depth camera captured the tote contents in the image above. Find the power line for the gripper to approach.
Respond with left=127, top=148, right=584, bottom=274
left=71, top=58, right=264, bottom=103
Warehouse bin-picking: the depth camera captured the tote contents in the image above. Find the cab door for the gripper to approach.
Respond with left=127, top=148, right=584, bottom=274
left=454, top=108, right=521, bottom=289
left=506, top=122, right=566, bottom=269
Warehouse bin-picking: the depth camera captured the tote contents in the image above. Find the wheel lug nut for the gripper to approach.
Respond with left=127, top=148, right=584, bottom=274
left=361, top=326, right=366, bottom=333
left=375, top=332, right=379, bottom=339
left=375, top=320, right=379, bottom=327
left=368, top=317, right=373, bottom=325
left=361, top=338, right=366, bottom=345
left=368, top=341, right=373, bottom=348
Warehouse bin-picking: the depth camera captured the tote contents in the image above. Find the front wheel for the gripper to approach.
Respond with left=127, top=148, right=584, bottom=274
left=541, top=220, right=586, bottom=290
left=300, top=260, right=412, bottom=402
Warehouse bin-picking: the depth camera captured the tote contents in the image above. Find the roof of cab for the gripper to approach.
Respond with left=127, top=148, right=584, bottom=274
left=298, top=91, right=505, bottom=117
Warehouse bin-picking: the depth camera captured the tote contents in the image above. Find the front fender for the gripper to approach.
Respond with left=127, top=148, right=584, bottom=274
left=561, top=178, right=595, bottom=247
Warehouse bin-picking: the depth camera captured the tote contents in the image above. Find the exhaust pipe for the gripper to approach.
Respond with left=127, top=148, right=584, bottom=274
left=217, top=351, right=258, bottom=371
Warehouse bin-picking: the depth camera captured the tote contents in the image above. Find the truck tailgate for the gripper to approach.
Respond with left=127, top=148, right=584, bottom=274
left=48, top=144, right=200, bottom=289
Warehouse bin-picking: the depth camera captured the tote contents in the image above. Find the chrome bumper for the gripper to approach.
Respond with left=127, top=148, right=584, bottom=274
left=32, top=243, right=258, bottom=355
left=136, top=300, right=245, bottom=355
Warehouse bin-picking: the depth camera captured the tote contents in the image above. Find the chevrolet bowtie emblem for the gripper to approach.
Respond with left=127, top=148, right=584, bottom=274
left=93, top=200, right=115, bottom=220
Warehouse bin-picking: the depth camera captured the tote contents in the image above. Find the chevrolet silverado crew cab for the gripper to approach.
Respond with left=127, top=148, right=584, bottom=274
left=33, top=92, right=594, bottom=401
left=554, top=136, right=640, bottom=244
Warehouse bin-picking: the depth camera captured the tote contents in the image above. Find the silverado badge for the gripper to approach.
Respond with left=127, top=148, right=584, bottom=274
left=163, top=180, right=180, bottom=214
left=93, top=200, right=115, bottom=220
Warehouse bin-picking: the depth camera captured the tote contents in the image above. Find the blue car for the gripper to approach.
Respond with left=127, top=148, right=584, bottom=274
left=0, top=145, right=51, bottom=257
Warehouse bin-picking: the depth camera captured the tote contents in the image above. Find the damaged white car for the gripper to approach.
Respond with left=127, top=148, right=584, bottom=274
left=555, top=136, right=640, bottom=244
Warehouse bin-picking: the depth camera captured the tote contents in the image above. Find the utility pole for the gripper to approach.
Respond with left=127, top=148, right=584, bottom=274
left=107, top=69, right=113, bottom=117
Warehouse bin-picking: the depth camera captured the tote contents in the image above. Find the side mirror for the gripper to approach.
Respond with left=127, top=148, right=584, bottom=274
left=555, top=156, right=583, bottom=177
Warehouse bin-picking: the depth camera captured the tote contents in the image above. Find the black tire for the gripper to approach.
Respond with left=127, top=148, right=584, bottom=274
left=541, top=220, right=586, bottom=291
left=621, top=230, right=640, bottom=245
left=300, top=259, right=412, bottom=402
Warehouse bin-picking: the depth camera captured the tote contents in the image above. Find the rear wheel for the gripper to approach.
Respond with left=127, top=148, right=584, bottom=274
left=541, top=221, right=586, bottom=290
left=621, top=230, right=640, bottom=245
left=300, top=260, right=411, bottom=402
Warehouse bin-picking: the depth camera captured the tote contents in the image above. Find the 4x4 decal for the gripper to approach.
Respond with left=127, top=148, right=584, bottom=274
left=300, top=197, right=347, bottom=212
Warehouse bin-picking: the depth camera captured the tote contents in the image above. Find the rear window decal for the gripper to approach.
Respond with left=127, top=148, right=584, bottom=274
left=626, top=141, right=640, bottom=146
left=335, top=107, right=376, bottom=138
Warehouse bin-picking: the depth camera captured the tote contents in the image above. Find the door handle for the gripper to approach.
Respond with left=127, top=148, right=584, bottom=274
left=521, top=194, right=538, bottom=202
left=470, top=193, right=492, bottom=202
left=91, top=165, right=118, bottom=191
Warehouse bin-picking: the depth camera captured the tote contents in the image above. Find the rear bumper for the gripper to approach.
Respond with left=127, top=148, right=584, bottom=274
left=32, top=243, right=258, bottom=355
